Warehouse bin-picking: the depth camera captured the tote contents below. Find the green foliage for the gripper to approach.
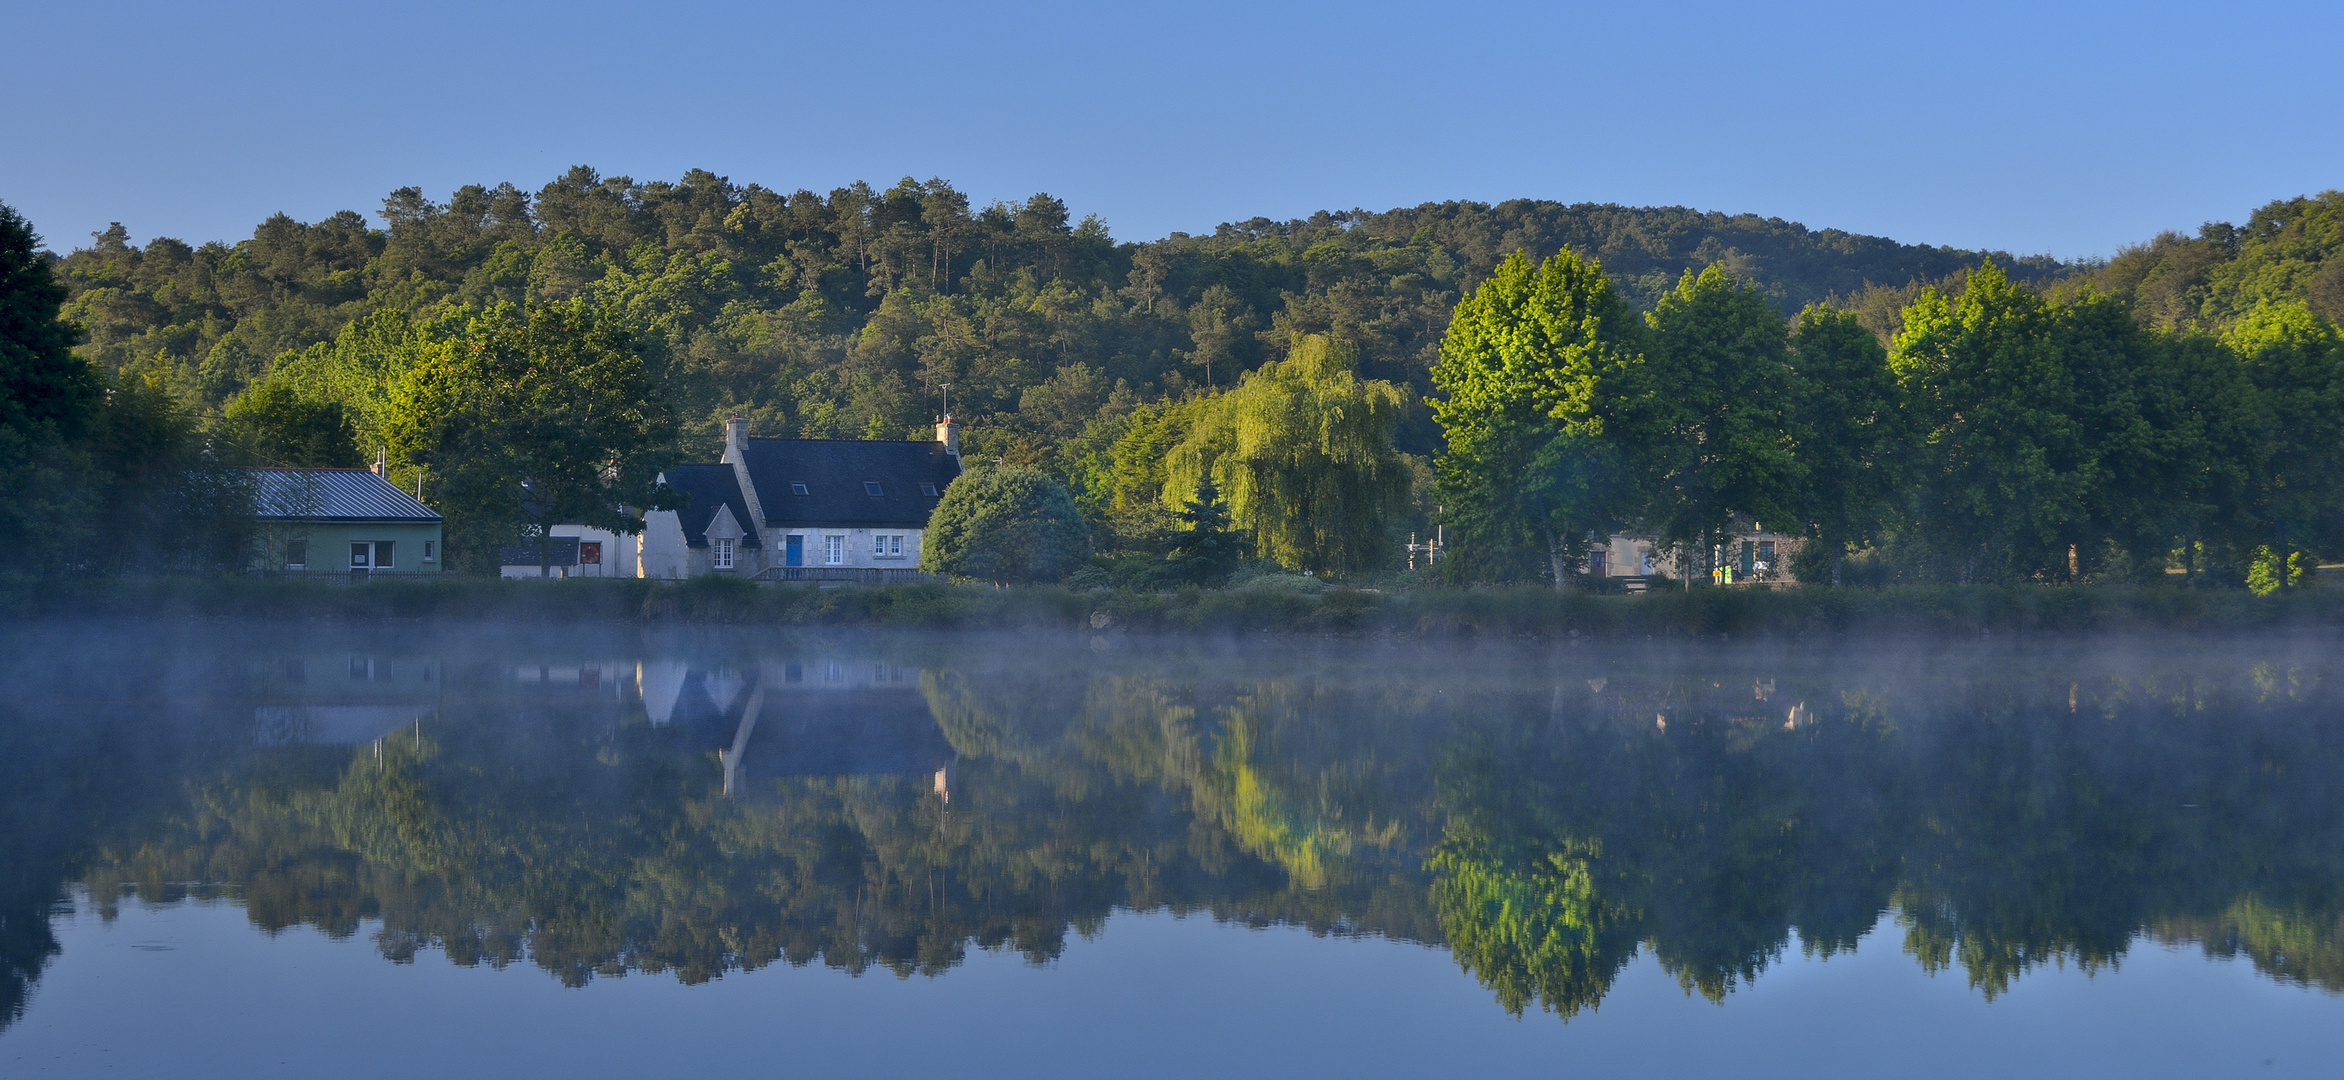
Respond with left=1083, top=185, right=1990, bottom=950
left=0, top=203, right=100, bottom=438
left=920, top=465, right=1092, bottom=584
left=1430, top=250, right=1648, bottom=586
left=1163, top=475, right=1248, bottom=585
left=2074, top=191, right=2344, bottom=328
left=384, top=300, right=676, bottom=572
left=1164, top=335, right=1411, bottom=576
left=1785, top=305, right=1903, bottom=580
left=1641, top=265, right=1803, bottom=567
left=213, top=379, right=363, bottom=467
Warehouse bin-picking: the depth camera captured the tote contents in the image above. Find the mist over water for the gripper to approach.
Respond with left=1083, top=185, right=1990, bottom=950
left=3, top=622, right=2341, bottom=1077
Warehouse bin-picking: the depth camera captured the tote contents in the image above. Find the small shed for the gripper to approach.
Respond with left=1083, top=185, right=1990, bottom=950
left=249, top=468, right=444, bottom=577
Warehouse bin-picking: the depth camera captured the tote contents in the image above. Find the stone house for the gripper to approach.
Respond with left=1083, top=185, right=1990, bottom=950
left=640, top=417, right=962, bottom=580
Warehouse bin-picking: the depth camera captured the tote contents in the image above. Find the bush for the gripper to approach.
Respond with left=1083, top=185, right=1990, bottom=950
left=920, top=466, right=1092, bottom=584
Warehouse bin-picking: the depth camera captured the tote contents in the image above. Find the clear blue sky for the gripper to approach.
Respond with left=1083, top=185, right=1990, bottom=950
left=6, top=0, right=2338, bottom=261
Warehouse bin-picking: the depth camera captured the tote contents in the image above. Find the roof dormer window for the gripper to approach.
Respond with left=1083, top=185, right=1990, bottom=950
left=791, top=483, right=809, bottom=496
left=863, top=482, right=884, bottom=497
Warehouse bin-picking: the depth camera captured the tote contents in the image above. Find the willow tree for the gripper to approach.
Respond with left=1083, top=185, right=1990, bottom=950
left=1162, top=334, right=1411, bottom=577
left=1429, top=250, right=1648, bottom=588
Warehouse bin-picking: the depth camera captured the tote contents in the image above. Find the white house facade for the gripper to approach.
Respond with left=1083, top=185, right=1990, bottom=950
left=640, top=417, right=962, bottom=580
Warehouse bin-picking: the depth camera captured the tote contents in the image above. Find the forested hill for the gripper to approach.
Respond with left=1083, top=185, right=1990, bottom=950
left=48, top=167, right=2072, bottom=457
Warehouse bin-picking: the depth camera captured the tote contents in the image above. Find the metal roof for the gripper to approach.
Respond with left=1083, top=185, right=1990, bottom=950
left=739, top=439, right=959, bottom=529
left=249, top=469, right=442, bottom=522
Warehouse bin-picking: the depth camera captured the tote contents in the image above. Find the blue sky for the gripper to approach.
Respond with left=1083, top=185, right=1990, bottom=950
left=6, top=0, right=2338, bottom=260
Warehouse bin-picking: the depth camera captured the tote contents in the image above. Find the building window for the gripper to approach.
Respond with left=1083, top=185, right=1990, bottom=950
left=863, top=482, right=884, bottom=497
left=876, top=534, right=904, bottom=558
left=712, top=537, right=735, bottom=569
left=374, top=541, right=395, bottom=569
left=350, top=543, right=370, bottom=568
left=791, top=483, right=809, bottom=496
left=579, top=541, right=602, bottom=565
left=824, top=535, right=843, bottom=565
left=920, top=483, right=939, bottom=497
left=286, top=539, right=306, bottom=569
left=424, top=540, right=435, bottom=561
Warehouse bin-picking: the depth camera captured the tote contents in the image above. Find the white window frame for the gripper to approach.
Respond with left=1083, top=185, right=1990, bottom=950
left=374, top=540, right=395, bottom=570
left=824, top=535, right=844, bottom=565
left=712, top=537, right=735, bottom=570
left=350, top=542, right=371, bottom=569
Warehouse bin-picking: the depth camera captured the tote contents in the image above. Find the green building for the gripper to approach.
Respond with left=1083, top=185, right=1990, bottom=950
left=249, top=468, right=445, bottom=577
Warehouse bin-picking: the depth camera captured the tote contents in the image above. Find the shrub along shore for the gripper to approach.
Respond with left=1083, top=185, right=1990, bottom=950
left=7, top=575, right=2343, bottom=638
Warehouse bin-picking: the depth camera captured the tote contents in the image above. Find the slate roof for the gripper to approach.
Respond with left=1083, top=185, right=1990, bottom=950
left=498, top=537, right=581, bottom=567
left=662, top=463, right=760, bottom=549
left=249, top=469, right=441, bottom=522
left=739, top=439, right=959, bottom=529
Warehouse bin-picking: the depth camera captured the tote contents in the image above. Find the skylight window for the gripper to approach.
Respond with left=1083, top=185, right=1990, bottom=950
left=791, top=483, right=809, bottom=496
left=920, top=483, right=939, bottom=497
left=863, top=482, right=884, bottom=497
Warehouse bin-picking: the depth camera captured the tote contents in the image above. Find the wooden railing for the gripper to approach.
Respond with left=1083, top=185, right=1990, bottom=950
left=751, top=566, right=939, bottom=586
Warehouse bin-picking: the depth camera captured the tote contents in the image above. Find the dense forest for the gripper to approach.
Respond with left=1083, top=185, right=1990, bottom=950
left=46, top=167, right=2073, bottom=459
left=4, top=171, right=2341, bottom=585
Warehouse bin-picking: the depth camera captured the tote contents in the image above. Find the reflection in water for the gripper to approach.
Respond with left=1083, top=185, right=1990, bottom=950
left=3, top=628, right=2342, bottom=1030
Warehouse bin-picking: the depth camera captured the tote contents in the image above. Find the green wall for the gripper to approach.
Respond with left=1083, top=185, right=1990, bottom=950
left=253, top=521, right=445, bottom=575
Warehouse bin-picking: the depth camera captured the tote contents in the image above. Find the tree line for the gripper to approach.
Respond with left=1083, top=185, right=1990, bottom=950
left=3, top=175, right=2340, bottom=584
left=1433, top=251, right=2344, bottom=590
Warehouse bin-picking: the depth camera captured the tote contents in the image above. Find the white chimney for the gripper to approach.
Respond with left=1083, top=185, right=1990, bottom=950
left=373, top=448, right=387, bottom=478
left=936, top=415, right=959, bottom=459
left=726, top=416, right=749, bottom=462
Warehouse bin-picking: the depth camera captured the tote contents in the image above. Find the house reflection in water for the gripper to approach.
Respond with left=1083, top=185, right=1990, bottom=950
left=251, top=654, right=439, bottom=747
left=640, top=659, right=954, bottom=797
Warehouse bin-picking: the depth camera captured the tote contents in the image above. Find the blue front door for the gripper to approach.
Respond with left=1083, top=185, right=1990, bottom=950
left=785, top=535, right=803, bottom=567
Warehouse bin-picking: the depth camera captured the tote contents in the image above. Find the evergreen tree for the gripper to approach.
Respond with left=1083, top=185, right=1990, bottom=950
left=1164, top=474, right=1247, bottom=585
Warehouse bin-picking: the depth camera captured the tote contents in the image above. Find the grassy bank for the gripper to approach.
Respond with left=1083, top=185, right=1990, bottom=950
left=7, top=574, right=2344, bottom=638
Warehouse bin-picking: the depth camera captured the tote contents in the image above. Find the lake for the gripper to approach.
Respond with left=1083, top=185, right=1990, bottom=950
left=3, top=623, right=2339, bottom=1078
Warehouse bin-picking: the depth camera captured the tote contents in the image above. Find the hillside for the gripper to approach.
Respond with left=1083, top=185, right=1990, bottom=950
left=47, top=169, right=2076, bottom=459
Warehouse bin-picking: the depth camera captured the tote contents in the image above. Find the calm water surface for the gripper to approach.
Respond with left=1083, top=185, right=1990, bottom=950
left=3, top=624, right=2339, bottom=1078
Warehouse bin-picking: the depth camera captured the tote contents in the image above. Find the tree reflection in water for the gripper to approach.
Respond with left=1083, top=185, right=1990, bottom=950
left=2, top=629, right=2341, bottom=1029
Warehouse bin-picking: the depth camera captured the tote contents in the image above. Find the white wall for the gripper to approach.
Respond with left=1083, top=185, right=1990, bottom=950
left=640, top=510, right=689, bottom=580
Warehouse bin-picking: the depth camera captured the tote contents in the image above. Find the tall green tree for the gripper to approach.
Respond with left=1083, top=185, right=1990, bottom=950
left=1785, top=305, right=1904, bottom=583
left=1891, top=266, right=2098, bottom=582
left=0, top=203, right=99, bottom=439
left=1640, top=266, right=1804, bottom=577
left=1430, top=251, right=1647, bottom=587
left=1164, top=335, right=1411, bottom=577
left=0, top=201, right=103, bottom=571
left=384, top=300, right=675, bottom=572
left=2225, top=300, right=2344, bottom=590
